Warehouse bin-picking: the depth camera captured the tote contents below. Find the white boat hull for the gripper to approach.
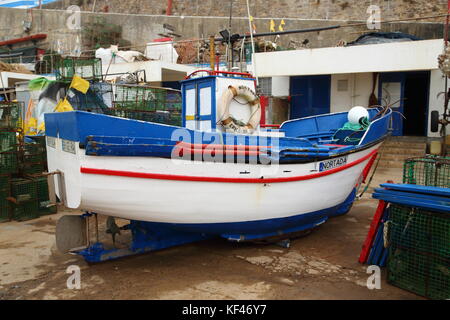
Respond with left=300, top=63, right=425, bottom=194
left=48, top=137, right=380, bottom=234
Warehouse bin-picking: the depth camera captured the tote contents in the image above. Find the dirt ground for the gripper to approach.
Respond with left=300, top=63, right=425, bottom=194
left=0, top=195, right=421, bottom=300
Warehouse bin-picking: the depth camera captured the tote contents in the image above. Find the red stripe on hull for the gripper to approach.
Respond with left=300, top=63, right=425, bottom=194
left=80, top=149, right=378, bottom=184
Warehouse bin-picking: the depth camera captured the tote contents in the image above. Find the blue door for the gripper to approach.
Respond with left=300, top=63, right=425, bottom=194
left=290, top=75, right=331, bottom=119
left=379, top=73, right=405, bottom=136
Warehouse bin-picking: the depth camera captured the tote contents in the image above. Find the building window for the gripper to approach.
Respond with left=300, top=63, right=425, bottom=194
left=259, top=77, right=272, bottom=96
left=337, top=79, right=349, bottom=92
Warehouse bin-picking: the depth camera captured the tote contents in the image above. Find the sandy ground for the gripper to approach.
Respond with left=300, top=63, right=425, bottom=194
left=0, top=197, right=421, bottom=300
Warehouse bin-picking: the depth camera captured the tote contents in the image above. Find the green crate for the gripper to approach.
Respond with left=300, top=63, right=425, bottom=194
left=0, top=102, right=22, bottom=128
left=108, top=109, right=182, bottom=127
left=56, top=57, right=102, bottom=81
left=23, top=153, right=46, bottom=164
left=0, top=152, right=19, bottom=174
left=12, top=200, right=39, bottom=222
left=0, top=198, right=11, bottom=222
left=403, top=156, right=450, bottom=188
left=35, top=177, right=49, bottom=201
left=388, top=245, right=450, bottom=300
left=0, top=174, right=10, bottom=190
left=38, top=200, right=57, bottom=216
left=21, top=162, right=47, bottom=175
left=388, top=204, right=450, bottom=258
left=0, top=131, right=18, bottom=152
left=11, top=178, right=38, bottom=203
left=27, top=136, right=46, bottom=149
left=24, top=142, right=46, bottom=154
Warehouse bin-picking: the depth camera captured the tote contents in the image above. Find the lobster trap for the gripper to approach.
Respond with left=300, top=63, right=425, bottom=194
left=0, top=102, right=23, bottom=129
left=109, top=85, right=182, bottom=126
left=387, top=204, right=450, bottom=300
left=403, top=156, right=450, bottom=188
left=56, top=57, right=102, bottom=81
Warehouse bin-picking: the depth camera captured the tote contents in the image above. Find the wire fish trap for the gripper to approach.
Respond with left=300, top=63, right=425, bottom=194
left=0, top=102, right=23, bottom=129
left=0, top=130, right=19, bottom=153
left=56, top=57, right=102, bottom=81
left=0, top=197, right=11, bottom=223
left=111, top=85, right=182, bottom=126
left=403, top=156, right=450, bottom=188
left=0, top=174, right=10, bottom=191
left=11, top=178, right=38, bottom=203
left=0, top=174, right=11, bottom=222
left=0, top=151, right=19, bottom=174
left=387, top=204, right=450, bottom=300
left=11, top=200, right=39, bottom=222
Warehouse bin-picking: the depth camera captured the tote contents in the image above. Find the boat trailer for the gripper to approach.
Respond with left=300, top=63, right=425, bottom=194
left=56, top=212, right=214, bottom=263
left=55, top=210, right=332, bottom=263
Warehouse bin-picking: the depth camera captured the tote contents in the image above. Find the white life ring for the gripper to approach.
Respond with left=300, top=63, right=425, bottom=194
left=217, top=85, right=261, bottom=134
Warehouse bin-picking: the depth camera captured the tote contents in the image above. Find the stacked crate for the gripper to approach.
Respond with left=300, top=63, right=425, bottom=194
left=0, top=102, right=56, bottom=223
left=387, top=204, right=450, bottom=300
left=10, top=178, right=40, bottom=221
left=110, top=85, right=182, bottom=126
left=36, top=176, right=57, bottom=216
left=0, top=102, right=21, bottom=222
left=0, top=174, right=11, bottom=222
left=387, top=156, right=450, bottom=300
left=403, top=156, right=450, bottom=188
left=21, top=140, right=48, bottom=176
left=56, top=57, right=102, bottom=81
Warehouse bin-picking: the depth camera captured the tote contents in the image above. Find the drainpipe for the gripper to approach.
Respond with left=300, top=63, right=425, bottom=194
left=167, top=0, right=173, bottom=16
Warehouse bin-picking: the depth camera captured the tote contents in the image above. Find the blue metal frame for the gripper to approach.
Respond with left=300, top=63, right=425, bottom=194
left=73, top=200, right=356, bottom=262
left=76, top=219, right=214, bottom=263
left=373, top=184, right=450, bottom=214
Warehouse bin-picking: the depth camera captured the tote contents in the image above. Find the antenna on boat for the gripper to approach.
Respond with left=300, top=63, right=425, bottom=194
left=245, top=0, right=259, bottom=86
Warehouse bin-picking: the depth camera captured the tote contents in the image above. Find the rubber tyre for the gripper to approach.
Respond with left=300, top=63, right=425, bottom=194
left=430, top=111, right=440, bottom=133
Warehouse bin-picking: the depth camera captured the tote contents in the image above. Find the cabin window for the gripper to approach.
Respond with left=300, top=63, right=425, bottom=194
left=199, top=87, right=212, bottom=116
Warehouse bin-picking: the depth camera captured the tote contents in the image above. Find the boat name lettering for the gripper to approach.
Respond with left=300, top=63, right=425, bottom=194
left=319, top=156, right=348, bottom=172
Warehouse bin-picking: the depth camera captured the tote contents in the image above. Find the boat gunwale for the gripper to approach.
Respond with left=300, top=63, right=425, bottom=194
left=80, top=146, right=379, bottom=184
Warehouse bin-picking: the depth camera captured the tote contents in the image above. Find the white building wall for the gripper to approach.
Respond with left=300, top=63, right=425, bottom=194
left=102, top=60, right=196, bottom=82
left=272, top=76, right=290, bottom=97
left=254, top=39, right=442, bottom=77
left=330, top=73, right=378, bottom=113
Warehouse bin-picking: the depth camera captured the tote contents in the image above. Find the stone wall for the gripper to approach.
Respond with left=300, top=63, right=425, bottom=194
left=45, top=0, right=448, bottom=22
left=0, top=6, right=444, bottom=58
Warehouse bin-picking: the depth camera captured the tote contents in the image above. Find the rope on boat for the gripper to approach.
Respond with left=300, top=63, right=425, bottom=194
left=356, top=150, right=383, bottom=199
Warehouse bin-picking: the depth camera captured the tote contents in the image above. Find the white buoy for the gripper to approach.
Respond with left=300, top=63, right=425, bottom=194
left=348, top=106, right=369, bottom=125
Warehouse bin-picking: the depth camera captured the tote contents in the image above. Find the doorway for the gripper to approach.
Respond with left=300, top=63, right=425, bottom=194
left=403, top=72, right=429, bottom=136
left=379, top=71, right=430, bottom=136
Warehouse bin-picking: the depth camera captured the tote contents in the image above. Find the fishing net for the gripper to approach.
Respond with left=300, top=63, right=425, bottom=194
left=332, top=117, right=370, bottom=145
left=110, top=85, right=182, bottom=126
left=56, top=57, right=102, bottom=81
left=387, top=204, right=450, bottom=300
left=403, top=156, right=450, bottom=188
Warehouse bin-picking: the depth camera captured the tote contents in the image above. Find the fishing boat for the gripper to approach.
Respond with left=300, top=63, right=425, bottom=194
left=47, top=71, right=392, bottom=262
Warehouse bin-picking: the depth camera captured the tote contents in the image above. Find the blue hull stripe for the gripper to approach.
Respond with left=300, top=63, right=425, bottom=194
left=159, top=204, right=345, bottom=237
